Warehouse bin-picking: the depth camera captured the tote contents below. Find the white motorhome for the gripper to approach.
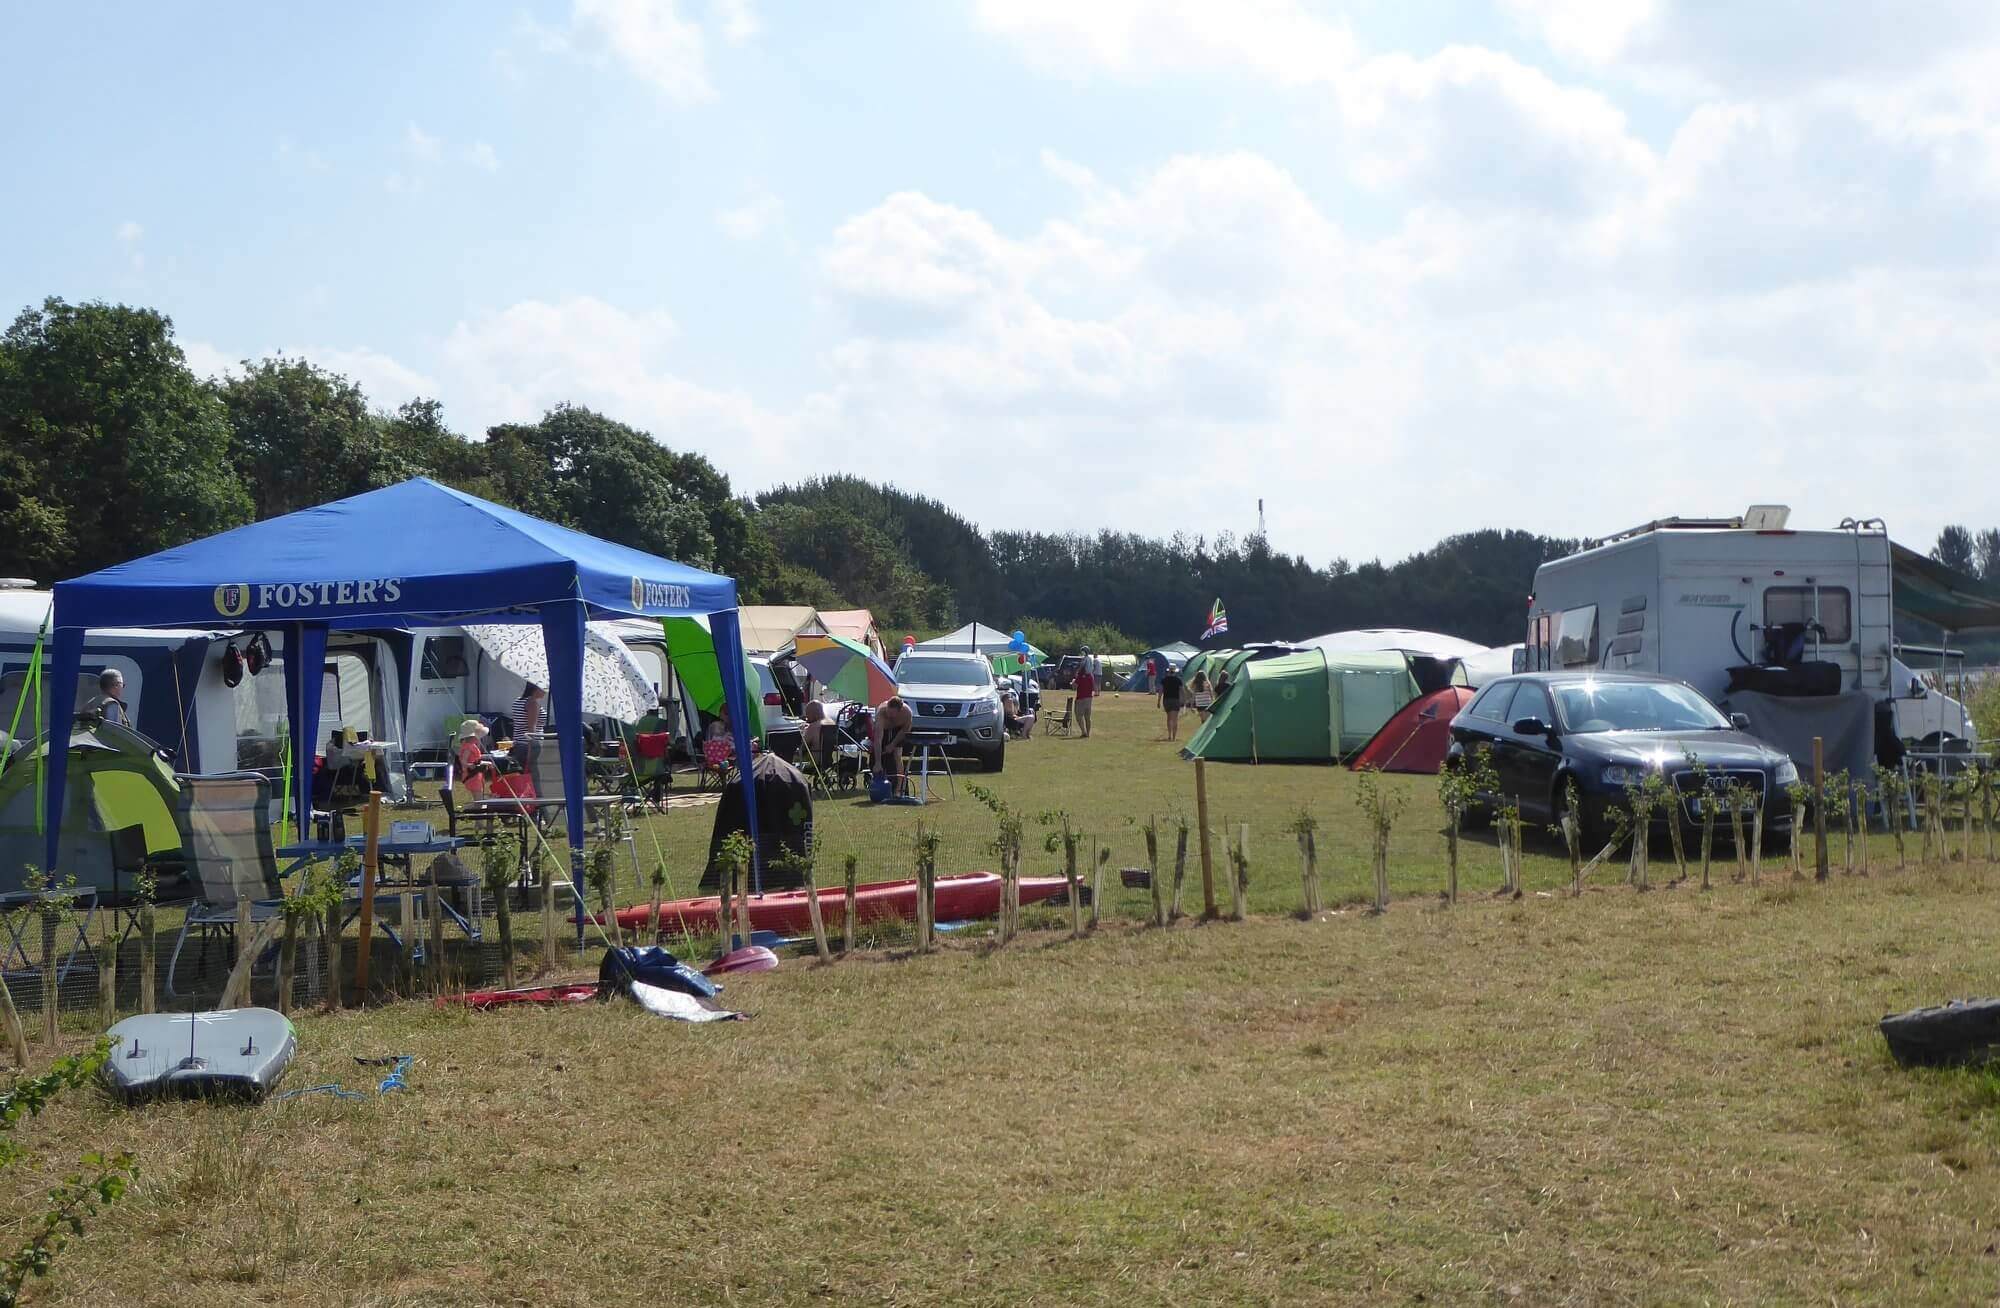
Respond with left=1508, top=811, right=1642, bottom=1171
left=1526, top=509, right=1974, bottom=750
left=0, top=585, right=409, bottom=790
left=403, top=622, right=698, bottom=763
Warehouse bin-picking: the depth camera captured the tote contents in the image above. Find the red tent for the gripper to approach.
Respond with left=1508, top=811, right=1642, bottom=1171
left=1348, top=686, right=1475, bottom=774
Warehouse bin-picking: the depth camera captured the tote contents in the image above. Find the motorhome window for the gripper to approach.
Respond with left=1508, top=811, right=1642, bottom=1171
left=232, top=652, right=377, bottom=770
left=1554, top=606, right=1599, bottom=668
left=1621, top=595, right=1647, bottom=613
left=420, top=636, right=467, bottom=680
left=1764, top=587, right=1851, bottom=644
left=1616, top=611, right=1645, bottom=636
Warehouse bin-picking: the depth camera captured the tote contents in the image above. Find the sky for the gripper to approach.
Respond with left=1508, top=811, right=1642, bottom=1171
left=4, top=1, right=1998, bottom=567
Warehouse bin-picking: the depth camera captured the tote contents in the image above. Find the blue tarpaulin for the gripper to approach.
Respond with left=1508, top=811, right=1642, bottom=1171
left=44, top=478, right=765, bottom=929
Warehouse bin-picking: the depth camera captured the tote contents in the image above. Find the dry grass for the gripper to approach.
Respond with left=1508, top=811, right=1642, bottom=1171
left=8, top=693, right=2000, bottom=1305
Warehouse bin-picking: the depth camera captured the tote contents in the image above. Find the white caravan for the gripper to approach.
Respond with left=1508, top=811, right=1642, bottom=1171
left=1526, top=509, right=1974, bottom=749
left=0, top=585, right=409, bottom=790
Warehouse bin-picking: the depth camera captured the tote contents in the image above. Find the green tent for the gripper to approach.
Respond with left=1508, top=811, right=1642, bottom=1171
left=1182, top=648, right=1418, bottom=763
left=661, top=616, right=767, bottom=742
left=0, top=721, right=181, bottom=897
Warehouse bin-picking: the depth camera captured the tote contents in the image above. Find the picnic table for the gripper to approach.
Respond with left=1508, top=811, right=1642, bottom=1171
left=277, top=831, right=476, bottom=963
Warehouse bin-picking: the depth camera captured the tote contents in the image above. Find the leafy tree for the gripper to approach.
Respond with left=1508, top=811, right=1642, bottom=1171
left=482, top=405, right=718, bottom=567
left=0, top=298, right=251, bottom=579
left=218, top=356, right=404, bottom=517
left=1933, top=524, right=1976, bottom=575
left=1974, top=527, right=2000, bottom=583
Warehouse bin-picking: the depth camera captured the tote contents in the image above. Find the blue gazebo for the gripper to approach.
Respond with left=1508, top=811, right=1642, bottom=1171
left=42, top=478, right=762, bottom=932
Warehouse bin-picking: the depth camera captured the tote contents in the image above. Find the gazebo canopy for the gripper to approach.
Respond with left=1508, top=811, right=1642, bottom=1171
left=44, top=478, right=765, bottom=916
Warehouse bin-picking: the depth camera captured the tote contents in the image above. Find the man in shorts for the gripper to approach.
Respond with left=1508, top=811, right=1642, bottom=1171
left=1073, top=650, right=1097, bottom=738
left=874, top=695, right=914, bottom=788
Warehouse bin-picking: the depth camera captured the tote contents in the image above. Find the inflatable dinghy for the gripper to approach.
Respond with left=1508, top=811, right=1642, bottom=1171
left=1880, top=998, right=2000, bottom=1068
left=103, top=1008, right=297, bottom=1102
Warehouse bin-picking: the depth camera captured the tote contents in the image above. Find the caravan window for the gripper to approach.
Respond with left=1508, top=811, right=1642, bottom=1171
left=1764, top=587, right=1851, bottom=644
left=1554, top=606, right=1598, bottom=668
left=419, top=636, right=467, bottom=681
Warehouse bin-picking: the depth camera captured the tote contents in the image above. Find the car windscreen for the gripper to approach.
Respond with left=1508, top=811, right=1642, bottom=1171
left=894, top=658, right=990, bottom=687
left=1551, top=680, right=1731, bottom=733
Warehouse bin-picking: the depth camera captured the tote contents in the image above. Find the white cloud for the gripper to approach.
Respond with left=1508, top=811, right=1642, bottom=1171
left=569, top=0, right=717, bottom=102
left=972, top=0, right=1356, bottom=87
left=715, top=190, right=782, bottom=241
left=712, top=0, right=759, bottom=44
left=116, top=220, right=143, bottom=243
left=465, top=141, right=500, bottom=172
left=404, top=121, right=443, bottom=162
left=178, top=341, right=236, bottom=380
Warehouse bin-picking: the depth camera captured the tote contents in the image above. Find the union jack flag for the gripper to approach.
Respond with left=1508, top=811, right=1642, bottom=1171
left=1202, top=598, right=1228, bottom=640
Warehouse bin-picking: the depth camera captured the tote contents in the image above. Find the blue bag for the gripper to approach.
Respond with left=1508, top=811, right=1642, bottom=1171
left=598, top=946, right=720, bottom=999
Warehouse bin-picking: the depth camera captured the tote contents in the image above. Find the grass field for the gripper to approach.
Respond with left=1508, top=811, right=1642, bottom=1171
left=10, top=692, right=2000, bottom=1305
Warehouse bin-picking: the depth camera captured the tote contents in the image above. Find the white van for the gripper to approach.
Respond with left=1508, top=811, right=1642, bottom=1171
left=1526, top=509, right=1973, bottom=749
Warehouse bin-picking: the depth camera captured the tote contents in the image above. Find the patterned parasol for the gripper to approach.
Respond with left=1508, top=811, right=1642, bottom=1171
left=461, top=622, right=657, bottom=723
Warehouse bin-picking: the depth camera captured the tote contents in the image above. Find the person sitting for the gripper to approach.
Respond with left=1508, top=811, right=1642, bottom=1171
left=801, top=698, right=831, bottom=758
left=1190, top=672, right=1214, bottom=717
left=1001, top=691, right=1035, bottom=739
left=874, top=695, right=915, bottom=790
left=455, top=718, right=498, bottom=799
left=87, top=668, right=128, bottom=726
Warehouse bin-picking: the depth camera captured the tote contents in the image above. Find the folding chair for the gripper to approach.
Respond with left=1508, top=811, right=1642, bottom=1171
left=622, top=716, right=675, bottom=810
left=699, top=735, right=736, bottom=789
left=165, top=773, right=287, bottom=998
left=1041, top=696, right=1075, bottom=737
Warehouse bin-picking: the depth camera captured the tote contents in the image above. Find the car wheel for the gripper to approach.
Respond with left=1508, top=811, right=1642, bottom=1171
left=980, top=743, right=1005, bottom=773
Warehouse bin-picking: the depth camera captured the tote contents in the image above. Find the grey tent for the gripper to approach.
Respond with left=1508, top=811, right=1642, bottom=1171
left=1125, top=642, right=1200, bottom=692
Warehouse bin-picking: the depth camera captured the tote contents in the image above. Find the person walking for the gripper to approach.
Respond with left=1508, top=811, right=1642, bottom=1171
left=1073, top=657, right=1097, bottom=738
left=1159, top=663, right=1185, bottom=741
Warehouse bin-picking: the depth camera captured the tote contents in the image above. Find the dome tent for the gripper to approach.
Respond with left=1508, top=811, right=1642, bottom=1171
left=1182, top=648, right=1419, bottom=763
left=0, top=721, right=180, bottom=899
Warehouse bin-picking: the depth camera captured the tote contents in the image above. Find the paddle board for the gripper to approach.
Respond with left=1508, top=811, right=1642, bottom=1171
left=103, top=1008, right=298, bottom=1102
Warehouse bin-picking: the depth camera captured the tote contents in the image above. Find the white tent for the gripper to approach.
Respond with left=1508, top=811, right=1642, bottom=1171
left=917, top=623, right=1026, bottom=654
left=1297, top=628, right=1490, bottom=661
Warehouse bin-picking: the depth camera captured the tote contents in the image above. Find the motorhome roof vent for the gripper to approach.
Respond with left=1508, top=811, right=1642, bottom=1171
left=1743, top=504, right=1791, bottom=530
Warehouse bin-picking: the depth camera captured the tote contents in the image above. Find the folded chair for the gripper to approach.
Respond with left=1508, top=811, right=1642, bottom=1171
left=165, top=773, right=287, bottom=998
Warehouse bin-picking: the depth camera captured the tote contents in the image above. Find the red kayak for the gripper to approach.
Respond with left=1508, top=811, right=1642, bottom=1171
left=441, top=983, right=598, bottom=1011
left=598, top=871, right=1073, bottom=937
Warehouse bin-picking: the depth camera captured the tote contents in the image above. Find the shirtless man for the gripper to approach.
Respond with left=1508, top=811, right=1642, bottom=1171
left=874, top=695, right=915, bottom=789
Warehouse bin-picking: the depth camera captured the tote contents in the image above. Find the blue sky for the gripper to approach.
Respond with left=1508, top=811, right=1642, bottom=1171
left=5, top=2, right=1998, bottom=564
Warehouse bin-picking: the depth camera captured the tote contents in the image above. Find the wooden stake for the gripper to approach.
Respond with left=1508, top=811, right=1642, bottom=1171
left=356, top=792, right=382, bottom=997
left=803, top=858, right=831, bottom=962
left=648, top=878, right=663, bottom=945
left=323, top=901, right=343, bottom=1010
left=139, top=904, right=156, bottom=1014
left=1171, top=827, right=1188, bottom=921
left=1232, top=823, right=1249, bottom=921
left=277, top=911, right=298, bottom=1016
left=1297, top=830, right=1321, bottom=919
left=843, top=855, right=858, bottom=954
left=41, top=914, right=57, bottom=1043
left=0, top=976, right=27, bottom=1067
left=1147, top=822, right=1165, bottom=927
left=1855, top=782, right=1871, bottom=877
left=1065, top=836, right=1082, bottom=940
left=97, top=937, right=117, bottom=1030
left=429, top=858, right=448, bottom=992
left=735, top=863, right=753, bottom=945
left=717, top=858, right=734, bottom=950
left=1195, top=761, right=1217, bottom=919
left=1446, top=814, right=1461, bottom=906
left=1089, top=840, right=1102, bottom=932
left=1812, top=738, right=1829, bottom=882
left=1750, top=803, right=1764, bottom=885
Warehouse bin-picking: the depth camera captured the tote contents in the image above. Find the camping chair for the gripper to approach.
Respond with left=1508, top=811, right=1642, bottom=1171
left=164, top=773, right=288, bottom=998
left=699, top=735, right=736, bottom=789
left=621, top=718, right=675, bottom=810
left=1041, top=696, right=1074, bottom=737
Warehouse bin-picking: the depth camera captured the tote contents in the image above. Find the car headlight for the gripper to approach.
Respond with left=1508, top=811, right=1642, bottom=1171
left=1773, top=758, right=1799, bottom=786
left=1601, top=764, right=1643, bottom=786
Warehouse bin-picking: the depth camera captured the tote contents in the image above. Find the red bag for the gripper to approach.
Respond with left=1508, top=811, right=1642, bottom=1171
left=635, top=731, right=671, bottom=760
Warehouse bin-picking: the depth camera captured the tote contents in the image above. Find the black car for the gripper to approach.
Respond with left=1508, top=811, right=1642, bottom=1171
left=1445, top=671, right=1801, bottom=847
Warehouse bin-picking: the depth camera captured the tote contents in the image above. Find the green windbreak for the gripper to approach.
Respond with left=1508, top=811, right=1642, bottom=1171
left=661, top=617, right=766, bottom=741
left=1891, top=543, right=2000, bottom=633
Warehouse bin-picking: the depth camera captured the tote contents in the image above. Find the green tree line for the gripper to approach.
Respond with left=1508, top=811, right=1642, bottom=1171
left=0, top=296, right=1566, bottom=648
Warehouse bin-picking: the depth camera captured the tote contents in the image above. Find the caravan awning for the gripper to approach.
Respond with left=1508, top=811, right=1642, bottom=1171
left=1892, top=544, right=2000, bottom=632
